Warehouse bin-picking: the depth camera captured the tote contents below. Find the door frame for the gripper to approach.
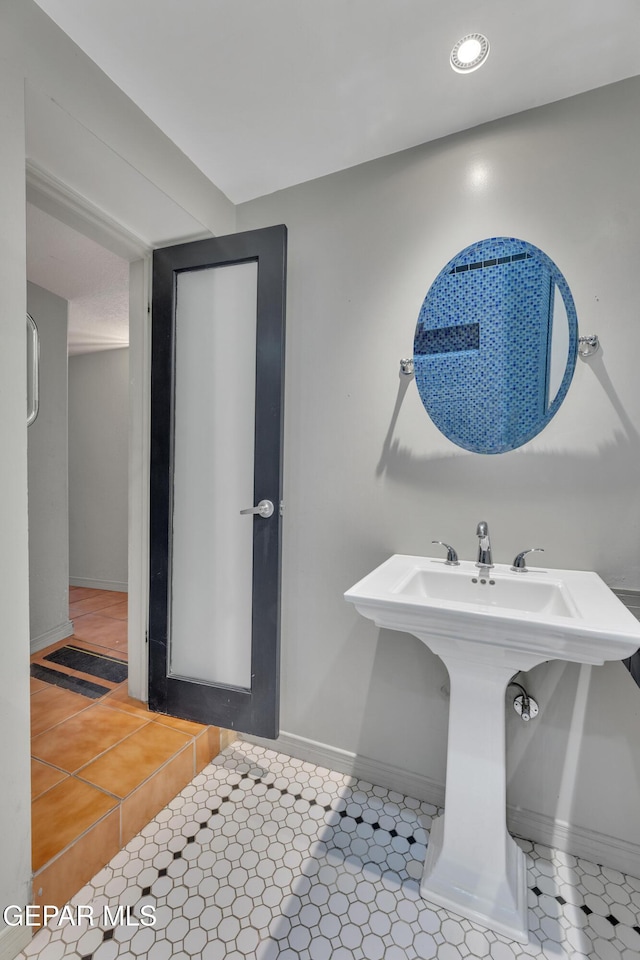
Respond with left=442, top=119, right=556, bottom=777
left=127, top=254, right=152, bottom=701
left=26, top=162, right=152, bottom=700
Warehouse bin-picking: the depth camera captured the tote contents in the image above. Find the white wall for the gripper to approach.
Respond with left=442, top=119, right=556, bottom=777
left=69, top=349, right=129, bottom=591
left=27, top=282, right=73, bottom=650
left=238, top=76, right=640, bottom=871
left=0, top=33, right=33, bottom=960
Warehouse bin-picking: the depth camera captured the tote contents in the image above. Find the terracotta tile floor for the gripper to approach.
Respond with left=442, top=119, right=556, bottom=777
left=30, top=587, right=222, bottom=913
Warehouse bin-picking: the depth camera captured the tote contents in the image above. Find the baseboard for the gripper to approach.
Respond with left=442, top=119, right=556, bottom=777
left=243, top=730, right=640, bottom=879
left=69, top=578, right=128, bottom=593
left=508, top=805, right=640, bottom=878
left=243, top=730, right=445, bottom=809
left=30, top=620, right=74, bottom=654
left=0, top=923, right=32, bottom=960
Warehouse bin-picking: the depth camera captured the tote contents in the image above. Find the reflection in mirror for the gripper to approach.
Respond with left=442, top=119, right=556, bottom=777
left=27, top=312, right=40, bottom=427
left=413, top=238, right=578, bottom=454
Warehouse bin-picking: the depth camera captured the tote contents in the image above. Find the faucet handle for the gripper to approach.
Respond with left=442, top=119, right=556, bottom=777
left=511, top=548, right=544, bottom=572
left=432, top=541, right=460, bottom=566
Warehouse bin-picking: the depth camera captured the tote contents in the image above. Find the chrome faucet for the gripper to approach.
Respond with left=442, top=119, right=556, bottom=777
left=476, top=521, right=493, bottom=572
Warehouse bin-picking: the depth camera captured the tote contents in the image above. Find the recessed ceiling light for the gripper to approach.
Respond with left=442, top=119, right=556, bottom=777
left=450, top=33, right=490, bottom=74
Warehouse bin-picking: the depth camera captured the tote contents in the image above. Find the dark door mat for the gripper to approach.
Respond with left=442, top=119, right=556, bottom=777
left=43, top=645, right=128, bottom=683
left=31, top=663, right=110, bottom=699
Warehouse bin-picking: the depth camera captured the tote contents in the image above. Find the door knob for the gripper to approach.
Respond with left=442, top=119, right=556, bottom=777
left=240, top=499, right=274, bottom=518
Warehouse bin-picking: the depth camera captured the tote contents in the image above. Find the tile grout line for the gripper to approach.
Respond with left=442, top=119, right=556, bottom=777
left=34, top=741, right=198, bottom=881
left=33, top=695, right=215, bottom=791
left=125, top=766, right=640, bottom=945
left=75, top=765, right=640, bottom=955
left=32, top=806, right=120, bottom=881
left=38, top=716, right=156, bottom=794
left=529, top=884, right=640, bottom=935
left=26, top=741, right=640, bottom=960
left=118, top=742, right=197, bottom=848
left=29, top=694, right=101, bottom=738
left=72, top=723, right=192, bottom=795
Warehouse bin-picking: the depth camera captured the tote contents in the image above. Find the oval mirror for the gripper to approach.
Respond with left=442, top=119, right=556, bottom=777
left=413, top=237, right=578, bottom=454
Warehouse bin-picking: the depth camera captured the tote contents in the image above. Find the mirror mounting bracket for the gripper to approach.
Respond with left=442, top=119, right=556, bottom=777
left=578, top=334, right=599, bottom=358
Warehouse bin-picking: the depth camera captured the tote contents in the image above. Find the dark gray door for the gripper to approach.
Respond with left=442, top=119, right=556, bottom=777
left=148, top=225, right=286, bottom=737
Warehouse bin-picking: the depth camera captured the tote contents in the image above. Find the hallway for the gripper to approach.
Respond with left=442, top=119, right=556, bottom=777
left=30, top=588, right=221, bottom=913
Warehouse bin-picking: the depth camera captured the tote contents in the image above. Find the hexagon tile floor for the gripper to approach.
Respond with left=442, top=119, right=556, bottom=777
left=20, top=740, right=640, bottom=960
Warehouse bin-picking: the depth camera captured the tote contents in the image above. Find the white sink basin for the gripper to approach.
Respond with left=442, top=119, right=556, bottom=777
left=345, top=554, right=640, bottom=666
left=396, top=565, right=575, bottom=616
left=345, top=555, right=640, bottom=942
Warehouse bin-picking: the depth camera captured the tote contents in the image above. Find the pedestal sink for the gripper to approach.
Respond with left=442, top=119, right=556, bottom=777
left=345, top=555, right=640, bottom=942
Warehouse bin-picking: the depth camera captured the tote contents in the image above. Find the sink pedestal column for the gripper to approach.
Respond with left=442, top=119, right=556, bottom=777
left=419, top=647, right=541, bottom=943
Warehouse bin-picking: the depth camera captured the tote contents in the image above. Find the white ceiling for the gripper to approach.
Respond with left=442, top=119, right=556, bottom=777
left=26, top=0, right=640, bottom=351
left=32, top=0, right=640, bottom=204
left=27, top=203, right=129, bottom=355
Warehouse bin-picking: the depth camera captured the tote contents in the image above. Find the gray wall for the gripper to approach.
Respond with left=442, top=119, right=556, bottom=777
left=238, top=77, right=640, bottom=867
left=27, top=282, right=72, bottom=649
left=69, top=348, right=129, bottom=591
